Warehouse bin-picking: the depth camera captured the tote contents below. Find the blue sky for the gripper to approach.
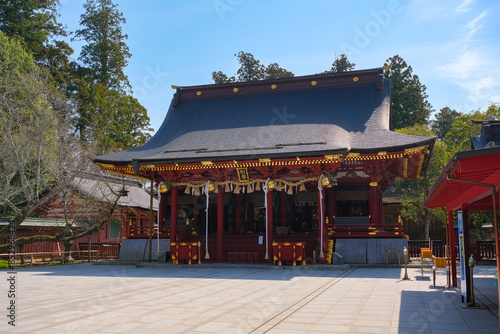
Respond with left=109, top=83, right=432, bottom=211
left=58, top=0, right=500, bottom=132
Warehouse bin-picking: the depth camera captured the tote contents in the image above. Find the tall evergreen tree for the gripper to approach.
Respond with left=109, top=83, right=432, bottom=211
left=328, top=54, right=355, bottom=73
left=431, top=107, right=461, bottom=141
left=0, top=0, right=65, bottom=61
left=212, top=70, right=235, bottom=84
left=212, top=51, right=294, bottom=83
left=384, top=55, right=432, bottom=130
left=235, top=51, right=266, bottom=82
left=265, top=63, right=295, bottom=79
left=74, top=0, right=131, bottom=91
left=73, top=0, right=152, bottom=153
left=0, top=0, right=75, bottom=94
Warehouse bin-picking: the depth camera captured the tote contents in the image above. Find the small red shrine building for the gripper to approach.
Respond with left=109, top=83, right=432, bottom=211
left=1, top=173, right=157, bottom=260
left=426, top=120, right=500, bottom=307
left=95, top=68, right=435, bottom=263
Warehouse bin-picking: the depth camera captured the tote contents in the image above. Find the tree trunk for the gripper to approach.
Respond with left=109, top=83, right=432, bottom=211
left=62, top=240, right=74, bottom=263
left=423, top=210, right=432, bottom=241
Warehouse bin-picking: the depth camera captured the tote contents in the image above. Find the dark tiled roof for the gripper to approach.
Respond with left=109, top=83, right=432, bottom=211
left=471, top=120, right=500, bottom=149
left=95, top=68, right=435, bottom=165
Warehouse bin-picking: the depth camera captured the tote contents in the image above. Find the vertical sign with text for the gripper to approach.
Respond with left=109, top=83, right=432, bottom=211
left=458, top=211, right=466, bottom=300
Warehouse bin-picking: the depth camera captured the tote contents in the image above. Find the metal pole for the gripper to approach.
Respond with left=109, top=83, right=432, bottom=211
left=468, top=255, right=476, bottom=306
left=403, top=247, right=409, bottom=280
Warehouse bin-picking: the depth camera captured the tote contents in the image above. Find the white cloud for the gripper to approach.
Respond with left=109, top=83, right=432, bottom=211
left=465, top=10, right=488, bottom=39
left=438, top=50, right=481, bottom=80
left=456, top=0, right=475, bottom=12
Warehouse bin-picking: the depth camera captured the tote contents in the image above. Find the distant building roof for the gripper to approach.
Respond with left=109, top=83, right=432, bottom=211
left=95, top=68, right=435, bottom=166
left=471, top=120, right=500, bottom=149
left=0, top=217, right=83, bottom=228
left=73, top=173, right=158, bottom=211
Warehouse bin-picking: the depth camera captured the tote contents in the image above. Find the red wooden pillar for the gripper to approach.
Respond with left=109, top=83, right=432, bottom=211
left=369, top=184, right=380, bottom=228
left=159, top=193, right=166, bottom=233
left=280, top=190, right=287, bottom=227
left=192, top=195, right=198, bottom=232
left=266, top=189, right=273, bottom=261
left=448, top=210, right=457, bottom=287
left=170, top=187, right=178, bottom=242
left=236, top=193, right=242, bottom=234
left=327, top=188, right=335, bottom=225
left=318, top=185, right=326, bottom=263
left=378, top=188, right=384, bottom=227
left=217, top=186, right=224, bottom=262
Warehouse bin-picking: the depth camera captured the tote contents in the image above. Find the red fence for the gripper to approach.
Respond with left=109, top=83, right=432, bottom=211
left=78, top=243, right=121, bottom=259
left=408, top=240, right=496, bottom=261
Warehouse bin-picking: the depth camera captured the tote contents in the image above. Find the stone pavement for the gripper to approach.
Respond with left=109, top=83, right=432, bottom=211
left=1, top=262, right=498, bottom=333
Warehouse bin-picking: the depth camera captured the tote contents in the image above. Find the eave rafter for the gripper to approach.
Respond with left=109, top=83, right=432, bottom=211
left=96, top=145, right=430, bottom=185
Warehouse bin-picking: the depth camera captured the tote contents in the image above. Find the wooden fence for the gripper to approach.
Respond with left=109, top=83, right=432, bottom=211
left=408, top=240, right=496, bottom=261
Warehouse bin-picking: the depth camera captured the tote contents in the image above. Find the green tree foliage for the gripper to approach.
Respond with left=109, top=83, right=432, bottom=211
left=430, top=107, right=461, bottom=141
left=328, top=53, right=355, bottom=73
left=100, top=92, right=153, bottom=153
left=212, top=70, right=235, bottom=84
left=0, top=0, right=75, bottom=95
left=73, top=0, right=152, bottom=153
left=395, top=124, right=447, bottom=239
left=212, top=51, right=294, bottom=83
left=265, top=62, right=295, bottom=79
left=0, top=32, right=62, bottom=227
left=235, top=51, right=266, bottom=81
left=0, top=0, right=65, bottom=61
left=384, top=55, right=432, bottom=130
left=74, top=0, right=131, bottom=90
left=444, top=103, right=500, bottom=153
left=0, top=32, right=123, bottom=251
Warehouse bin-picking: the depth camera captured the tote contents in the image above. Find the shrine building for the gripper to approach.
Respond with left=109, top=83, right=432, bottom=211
left=95, top=68, right=435, bottom=264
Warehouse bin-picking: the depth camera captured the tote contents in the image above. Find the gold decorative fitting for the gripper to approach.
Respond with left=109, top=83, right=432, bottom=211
left=159, top=182, right=170, bottom=193
left=353, top=77, right=359, bottom=82
left=369, top=182, right=378, bottom=187
left=346, top=152, right=360, bottom=159
left=201, top=161, right=213, bottom=165
left=377, top=151, right=387, bottom=156
left=405, top=145, right=427, bottom=154
left=196, top=91, right=201, bottom=96
left=311, top=80, right=317, bottom=86
left=271, top=84, right=276, bottom=89
left=321, top=176, right=330, bottom=187
left=140, top=164, right=156, bottom=171
left=233, top=87, right=238, bottom=93
left=97, top=163, right=115, bottom=170
left=259, top=158, right=271, bottom=163
left=267, top=180, right=276, bottom=190
left=324, top=155, right=334, bottom=160
left=208, top=182, right=216, bottom=192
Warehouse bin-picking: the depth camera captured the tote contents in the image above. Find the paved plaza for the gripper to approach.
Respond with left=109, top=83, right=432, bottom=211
left=1, top=262, right=498, bottom=333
